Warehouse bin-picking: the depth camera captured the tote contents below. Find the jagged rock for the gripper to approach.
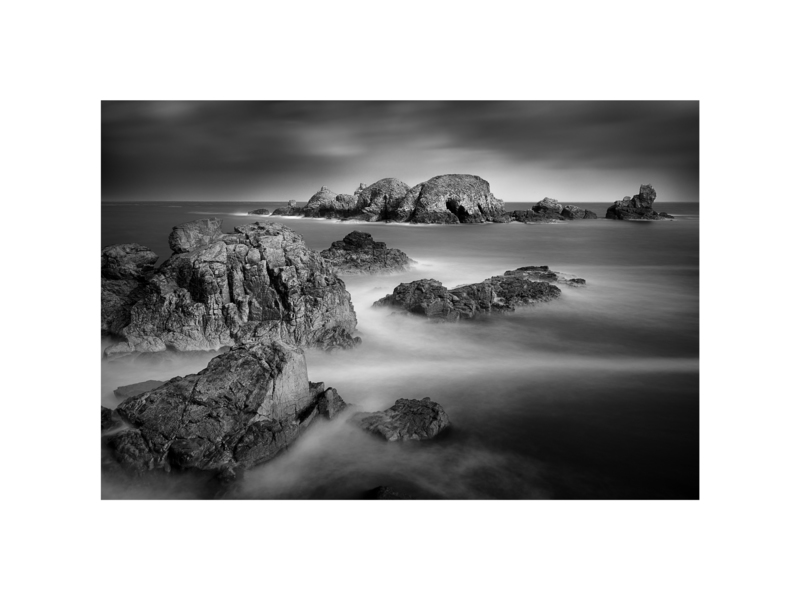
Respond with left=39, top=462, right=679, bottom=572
left=402, top=174, right=506, bottom=223
left=113, top=380, right=165, bottom=399
left=531, top=198, right=566, bottom=220
left=373, top=266, right=576, bottom=321
left=248, top=208, right=271, bottom=216
left=350, top=398, right=450, bottom=441
left=101, top=244, right=159, bottom=335
left=560, top=205, right=598, bottom=220
left=107, top=341, right=347, bottom=476
left=356, top=178, right=412, bottom=221
left=168, top=218, right=223, bottom=253
left=271, top=201, right=302, bottom=216
left=320, top=231, right=415, bottom=274
left=606, top=184, right=673, bottom=220
left=101, top=407, right=124, bottom=433
left=302, top=187, right=359, bottom=218
left=102, top=220, right=359, bottom=356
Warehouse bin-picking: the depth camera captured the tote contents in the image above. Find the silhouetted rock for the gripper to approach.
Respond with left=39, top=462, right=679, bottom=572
left=270, top=200, right=302, bottom=216
left=108, top=341, right=348, bottom=476
left=101, top=407, right=124, bottom=433
left=373, top=266, right=577, bottom=321
left=350, top=398, right=450, bottom=441
left=606, top=184, right=673, bottom=220
left=248, top=208, right=271, bottom=215
left=320, top=231, right=415, bottom=274
left=113, top=380, right=165, bottom=399
left=364, top=485, right=413, bottom=499
left=103, top=219, right=360, bottom=356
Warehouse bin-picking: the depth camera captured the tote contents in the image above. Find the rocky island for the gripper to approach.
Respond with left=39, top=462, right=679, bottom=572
left=320, top=231, right=415, bottom=274
left=247, top=208, right=271, bottom=216
left=101, top=218, right=360, bottom=356
left=374, top=266, right=585, bottom=321
left=605, top=184, right=674, bottom=220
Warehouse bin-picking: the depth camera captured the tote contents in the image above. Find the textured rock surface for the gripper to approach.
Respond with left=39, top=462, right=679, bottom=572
left=560, top=205, right=598, bottom=220
left=302, top=187, right=361, bottom=218
left=373, top=266, right=577, bottom=321
left=101, top=244, right=159, bottom=335
left=606, top=184, right=674, bottom=220
left=356, top=178, right=412, bottom=221
left=113, top=380, right=165, bottom=399
left=102, top=219, right=360, bottom=356
left=248, top=208, right=271, bottom=216
left=350, top=398, right=450, bottom=441
left=107, top=341, right=347, bottom=476
left=507, top=209, right=563, bottom=223
left=320, top=231, right=415, bottom=274
left=402, top=174, right=506, bottom=223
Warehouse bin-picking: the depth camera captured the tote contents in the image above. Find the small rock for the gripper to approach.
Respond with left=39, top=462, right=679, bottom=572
left=350, top=397, right=450, bottom=441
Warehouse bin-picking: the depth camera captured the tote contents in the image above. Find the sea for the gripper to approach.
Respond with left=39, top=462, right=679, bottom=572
left=101, top=201, right=699, bottom=500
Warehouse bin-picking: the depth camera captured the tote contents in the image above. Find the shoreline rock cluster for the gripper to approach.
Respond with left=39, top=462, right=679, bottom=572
left=255, top=174, right=678, bottom=225
left=373, top=266, right=585, bottom=321
left=606, top=184, right=674, bottom=220
left=101, top=218, right=360, bottom=356
left=320, top=231, right=415, bottom=274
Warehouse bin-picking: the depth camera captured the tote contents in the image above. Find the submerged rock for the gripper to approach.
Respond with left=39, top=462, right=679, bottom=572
left=248, top=208, right=271, bottom=216
left=320, top=231, right=416, bottom=274
left=102, top=219, right=360, bottom=356
left=606, top=184, right=674, bottom=220
left=113, top=380, right=165, bottom=399
left=373, top=266, right=579, bottom=321
left=107, top=341, right=348, bottom=476
left=350, top=398, right=450, bottom=441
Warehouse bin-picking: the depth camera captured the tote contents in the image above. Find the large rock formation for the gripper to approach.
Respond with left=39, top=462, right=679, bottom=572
left=302, top=187, right=361, bottom=218
left=373, top=266, right=581, bottom=321
left=101, top=244, right=159, bottom=335
left=102, top=219, right=360, bottom=356
left=561, top=205, right=598, bottom=220
left=606, top=184, right=674, bottom=220
left=320, top=231, right=415, bottom=274
left=106, top=341, right=348, bottom=477
left=350, top=398, right=450, bottom=441
left=401, top=174, right=506, bottom=223
left=354, top=178, right=412, bottom=222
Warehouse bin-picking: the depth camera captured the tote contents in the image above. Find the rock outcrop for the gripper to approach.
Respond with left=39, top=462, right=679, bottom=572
left=113, top=380, right=165, bottom=399
left=248, top=208, right=271, bottom=216
left=402, top=174, right=506, bottom=223
left=271, top=200, right=299, bottom=216
left=350, top=398, right=450, bottom=441
left=101, top=244, right=159, bottom=335
left=106, top=341, right=348, bottom=477
left=320, top=231, right=415, bottom=274
left=373, top=266, right=581, bottom=321
left=561, top=205, right=598, bottom=220
left=606, top=184, right=674, bottom=220
left=102, top=219, right=360, bottom=356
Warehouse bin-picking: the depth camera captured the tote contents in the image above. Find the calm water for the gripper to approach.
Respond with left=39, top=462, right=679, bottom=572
left=101, top=201, right=699, bottom=499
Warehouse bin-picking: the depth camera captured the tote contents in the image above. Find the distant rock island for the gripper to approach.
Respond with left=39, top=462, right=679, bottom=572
left=102, top=218, right=360, bottom=356
left=247, top=208, right=271, bottom=215
left=320, top=231, right=416, bottom=274
left=606, top=184, right=674, bottom=220
left=373, top=266, right=585, bottom=321
left=263, top=174, right=675, bottom=224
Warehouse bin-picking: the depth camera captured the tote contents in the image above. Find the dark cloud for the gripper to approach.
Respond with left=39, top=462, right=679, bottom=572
left=102, top=101, right=698, bottom=203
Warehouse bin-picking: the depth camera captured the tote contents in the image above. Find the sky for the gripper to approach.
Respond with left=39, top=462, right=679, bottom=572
left=102, top=101, right=699, bottom=205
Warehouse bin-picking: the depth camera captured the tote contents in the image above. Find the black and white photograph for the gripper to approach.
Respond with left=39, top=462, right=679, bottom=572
left=101, top=100, right=700, bottom=500
left=5, top=2, right=798, bottom=599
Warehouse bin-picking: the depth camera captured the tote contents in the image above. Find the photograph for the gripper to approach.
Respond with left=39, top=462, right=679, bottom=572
left=101, top=100, right=699, bottom=500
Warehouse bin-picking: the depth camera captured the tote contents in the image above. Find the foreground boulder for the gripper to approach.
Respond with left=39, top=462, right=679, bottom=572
left=320, top=231, right=416, bottom=274
left=107, top=341, right=348, bottom=477
left=350, top=398, right=450, bottom=441
left=373, top=266, right=582, bottom=321
left=102, top=219, right=360, bottom=356
left=606, top=184, right=674, bottom=220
